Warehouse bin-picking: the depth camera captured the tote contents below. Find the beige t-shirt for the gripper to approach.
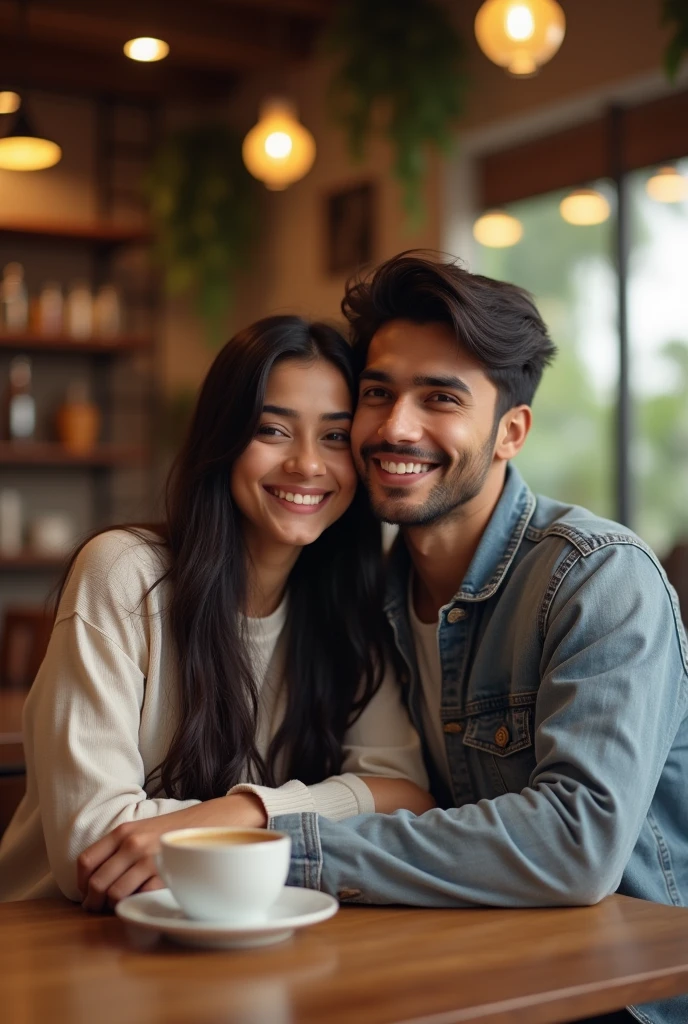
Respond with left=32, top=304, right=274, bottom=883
left=408, top=575, right=452, bottom=789
left=0, top=530, right=427, bottom=902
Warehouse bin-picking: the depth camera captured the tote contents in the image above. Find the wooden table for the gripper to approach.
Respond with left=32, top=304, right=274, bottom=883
left=2, top=895, right=688, bottom=1023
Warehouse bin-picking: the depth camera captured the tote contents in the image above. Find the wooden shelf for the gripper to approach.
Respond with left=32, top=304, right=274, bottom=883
left=0, top=334, right=153, bottom=356
left=0, top=553, right=66, bottom=572
left=0, top=442, right=149, bottom=467
left=0, top=220, right=150, bottom=245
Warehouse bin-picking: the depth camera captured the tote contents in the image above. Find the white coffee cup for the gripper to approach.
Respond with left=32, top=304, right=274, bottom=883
left=157, top=826, right=291, bottom=923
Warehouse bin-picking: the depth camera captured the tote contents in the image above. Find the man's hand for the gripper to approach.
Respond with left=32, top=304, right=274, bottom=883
left=77, top=793, right=267, bottom=912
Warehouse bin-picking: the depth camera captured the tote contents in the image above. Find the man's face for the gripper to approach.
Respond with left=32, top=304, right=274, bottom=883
left=351, top=319, right=502, bottom=526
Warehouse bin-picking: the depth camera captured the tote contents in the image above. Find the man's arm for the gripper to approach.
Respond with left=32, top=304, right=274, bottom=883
left=272, top=543, right=688, bottom=907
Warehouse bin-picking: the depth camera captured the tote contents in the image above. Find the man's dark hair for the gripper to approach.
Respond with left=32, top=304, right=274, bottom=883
left=342, top=251, right=557, bottom=417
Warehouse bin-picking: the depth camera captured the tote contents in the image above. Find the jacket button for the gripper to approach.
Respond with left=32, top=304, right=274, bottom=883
left=447, top=608, right=466, bottom=624
left=494, top=725, right=510, bottom=748
left=443, top=721, right=464, bottom=734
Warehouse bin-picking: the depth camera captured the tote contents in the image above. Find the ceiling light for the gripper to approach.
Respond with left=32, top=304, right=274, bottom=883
left=559, top=189, right=610, bottom=226
left=123, top=37, right=169, bottom=62
left=242, top=98, right=316, bottom=191
left=0, top=91, right=21, bottom=115
left=475, top=0, right=566, bottom=76
left=473, top=211, right=524, bottom=247
left=0, top=109, right=61, bottom=171
left=646, top=166, right=688, bottom=204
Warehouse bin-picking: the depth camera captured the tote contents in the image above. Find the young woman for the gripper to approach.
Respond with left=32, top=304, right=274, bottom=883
left=0, top=316, right=432, bottom=908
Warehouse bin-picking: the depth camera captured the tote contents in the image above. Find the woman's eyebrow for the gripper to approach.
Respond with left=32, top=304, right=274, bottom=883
left=262, top=404, right=352, bottom=421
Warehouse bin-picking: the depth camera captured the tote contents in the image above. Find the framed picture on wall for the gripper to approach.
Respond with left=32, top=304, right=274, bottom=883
left=326, top=182, right=375, bottom=276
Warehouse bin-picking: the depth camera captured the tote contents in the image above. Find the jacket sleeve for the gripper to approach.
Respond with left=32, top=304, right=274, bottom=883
left=271, top=543, right=688, bottom=907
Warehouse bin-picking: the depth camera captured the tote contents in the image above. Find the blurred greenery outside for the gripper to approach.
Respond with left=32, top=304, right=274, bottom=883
left=474, top=159, right=688, bottom=559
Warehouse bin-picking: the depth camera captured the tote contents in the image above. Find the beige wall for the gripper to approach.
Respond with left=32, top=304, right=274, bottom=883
left=0, top=1, right=678, bottom=393
left=230, top=0, right=677, bottom=340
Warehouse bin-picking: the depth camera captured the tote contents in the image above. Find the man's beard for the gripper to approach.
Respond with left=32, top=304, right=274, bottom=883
left=360, top=426, right=498, bottom=527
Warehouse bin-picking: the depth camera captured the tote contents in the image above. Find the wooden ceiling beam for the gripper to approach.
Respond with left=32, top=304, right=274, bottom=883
left=0, top=37, right=238, bottom=101
left=0, top=0, right=323, bottom=72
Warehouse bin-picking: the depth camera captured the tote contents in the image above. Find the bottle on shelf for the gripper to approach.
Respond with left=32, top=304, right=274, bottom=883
left=1, top=262, right=29, bottom=333
left=94, top=284, right=122, bottom=339
left=55, top=379, right=101, bottom=454
left=65, top=280, right=93, bottom=340
left=38, top=282, right=64, bottom=336
left=5, top=356, right=36, bottom=440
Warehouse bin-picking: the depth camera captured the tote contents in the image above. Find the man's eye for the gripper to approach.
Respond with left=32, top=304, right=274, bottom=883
left=428, top=393, right=460, bottom=405
left=362, top=387, right=390, bottom=399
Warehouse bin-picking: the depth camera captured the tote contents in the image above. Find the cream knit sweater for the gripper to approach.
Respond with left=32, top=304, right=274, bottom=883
left=0, top=531, right=427, bottom=902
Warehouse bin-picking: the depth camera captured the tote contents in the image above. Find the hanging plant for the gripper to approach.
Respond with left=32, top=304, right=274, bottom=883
left=325, top=0, right=468, bottom=223
left=663, top=0, right=688, bottom=80
left=145, top=123, right=259, bottom=346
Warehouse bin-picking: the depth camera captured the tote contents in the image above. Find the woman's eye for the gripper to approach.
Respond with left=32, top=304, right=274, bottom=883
left=257, top=424, right=288, bottom=438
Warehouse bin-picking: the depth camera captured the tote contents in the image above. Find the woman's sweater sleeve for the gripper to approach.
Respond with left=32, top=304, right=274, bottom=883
left=24, top=613, right=200, bottom=900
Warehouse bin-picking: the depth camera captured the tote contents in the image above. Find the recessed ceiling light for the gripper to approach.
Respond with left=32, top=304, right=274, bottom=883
left=123, top=37, right=169, bottom=63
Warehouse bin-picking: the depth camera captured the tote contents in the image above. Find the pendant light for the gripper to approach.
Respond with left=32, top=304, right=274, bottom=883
left=559, top=189, right=610, bottom=226
left=0, top=91, right=21, bottom=115
left=473, top=210, right=524, bottom=247
left=475, top=0, right=566, bottom=76
left=646, top=166, right=688, bottom=204
left=242, top=98, right=316, bottom=191
left=0, top=106, right=61, bottom=171
left=123, top=37, right=169, bottom=62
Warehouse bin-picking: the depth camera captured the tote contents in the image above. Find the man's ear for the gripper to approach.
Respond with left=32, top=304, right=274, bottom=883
left=494, top=405, right=531, bottom=462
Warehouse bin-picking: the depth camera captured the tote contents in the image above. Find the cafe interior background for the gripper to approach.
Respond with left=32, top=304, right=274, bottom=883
left=0, top=0, right=687, bottom=738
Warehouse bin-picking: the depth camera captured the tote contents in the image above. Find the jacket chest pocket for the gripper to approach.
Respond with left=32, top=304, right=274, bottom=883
left=461, top=700, right=536, bottom=797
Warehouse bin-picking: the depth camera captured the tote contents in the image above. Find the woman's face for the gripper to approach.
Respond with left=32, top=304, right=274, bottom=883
left=231, top=357, right=358, bottom=552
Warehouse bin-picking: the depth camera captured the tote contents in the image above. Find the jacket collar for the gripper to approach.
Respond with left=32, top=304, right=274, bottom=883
left=384, top=463, right=536, bottom=615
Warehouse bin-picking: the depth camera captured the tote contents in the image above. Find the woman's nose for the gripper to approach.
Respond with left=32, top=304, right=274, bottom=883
left=284, top=444, right=326, bottom=478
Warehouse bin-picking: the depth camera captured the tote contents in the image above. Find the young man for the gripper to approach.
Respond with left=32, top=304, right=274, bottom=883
left=271, top=253, right=688, bottom=1024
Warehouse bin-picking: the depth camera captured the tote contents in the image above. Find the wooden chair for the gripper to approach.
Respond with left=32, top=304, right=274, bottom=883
left=0, top=607, right=53, bottom=691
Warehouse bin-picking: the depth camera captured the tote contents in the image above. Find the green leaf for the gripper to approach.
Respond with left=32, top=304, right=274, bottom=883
left=325, top=0, right=468, bottom=224
left=144, top=124, right=260, bottom=347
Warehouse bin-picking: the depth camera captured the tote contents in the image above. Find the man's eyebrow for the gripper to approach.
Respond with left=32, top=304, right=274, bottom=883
left=359, top=369, right=472, bottom=397
left=262, top=404, right=352, bottom=421
left=413, top=374, right=473, bottom=397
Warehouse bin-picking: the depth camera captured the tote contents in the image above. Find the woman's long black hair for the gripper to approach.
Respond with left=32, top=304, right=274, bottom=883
left=60, top=316, right=394, bottom=801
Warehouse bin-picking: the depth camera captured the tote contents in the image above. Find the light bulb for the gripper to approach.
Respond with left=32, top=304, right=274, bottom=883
left=646, top=166, right=688, bottom=204
left=243, top=98, right=316, bottom=191
left=473, top=211, right=524, bottom=247
left=123, top=37, right=169, bottom=62
left=475, top=0, right=565, bottom=76
left=506, top=5, right=535, bottom=40
left=559, top=189, right=610, bottom=226
left=265, top=132, right=293, bottom=159
left=0, top=91, right=21, bottom=115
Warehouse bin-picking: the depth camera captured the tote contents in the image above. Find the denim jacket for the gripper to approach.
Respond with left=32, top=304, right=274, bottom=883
left=273, top=465, right=688, bottom=1024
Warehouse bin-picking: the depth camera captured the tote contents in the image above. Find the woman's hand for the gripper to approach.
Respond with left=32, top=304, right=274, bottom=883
left=77, top=793, right=267, bottom=912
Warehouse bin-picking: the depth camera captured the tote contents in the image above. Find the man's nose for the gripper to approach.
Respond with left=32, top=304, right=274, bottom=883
left=378, top=397, right=423, bottom=445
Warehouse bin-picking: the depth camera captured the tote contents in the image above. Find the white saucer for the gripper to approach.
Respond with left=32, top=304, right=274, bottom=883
left=116, top=886, right=338, bottom=949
